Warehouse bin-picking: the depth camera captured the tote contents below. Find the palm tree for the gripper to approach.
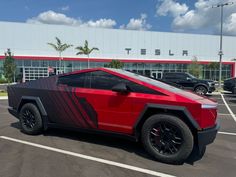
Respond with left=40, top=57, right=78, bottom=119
left=75, top=40, right=99, bottom=68
left=47, top=37, right=73, bottom=74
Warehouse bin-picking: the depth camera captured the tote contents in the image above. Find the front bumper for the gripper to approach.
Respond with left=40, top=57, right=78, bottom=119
left=197, top=121, right=220, bottom=149
left=208, top=86, right=216, bottom=93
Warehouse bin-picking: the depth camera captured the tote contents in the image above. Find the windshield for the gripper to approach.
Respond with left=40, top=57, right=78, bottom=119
left=107, top=68, right=183, bottom=93
left=187, top=73, right=197, bottom=79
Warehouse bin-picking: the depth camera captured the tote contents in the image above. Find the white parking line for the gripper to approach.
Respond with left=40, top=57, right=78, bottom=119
left=218, top=113, right=231, bottom=116
left=218, top=131, right=236, bottom=136
left=220, top=94, right=236, bottom=123
left=0, top=136, right=176, bottom=177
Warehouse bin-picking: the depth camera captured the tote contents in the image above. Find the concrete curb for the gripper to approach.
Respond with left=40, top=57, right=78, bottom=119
left=210, top=92, right=222, bottom=95
left=0, top=96, right=8, bottom=100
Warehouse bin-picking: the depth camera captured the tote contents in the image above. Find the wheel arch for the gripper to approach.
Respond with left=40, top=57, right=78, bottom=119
left=134, top=104, right=200, bottom=139
left=194, top=84, right=208, bottom=92
left=17, top=96, right=48, bottom=130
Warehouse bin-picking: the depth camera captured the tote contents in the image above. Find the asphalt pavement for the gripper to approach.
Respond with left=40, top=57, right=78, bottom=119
left=0, top=94, right=236, bottom=177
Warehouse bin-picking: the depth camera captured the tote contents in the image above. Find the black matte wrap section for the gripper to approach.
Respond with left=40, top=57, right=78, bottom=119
left=197, top=120, right=220, bottom=149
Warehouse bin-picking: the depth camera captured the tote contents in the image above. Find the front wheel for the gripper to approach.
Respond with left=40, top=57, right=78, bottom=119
left=141, top=114, right=194, bottom=164
left=194, top=85, right=207, bottom=95
left=19, top=103, right=43, bottom=135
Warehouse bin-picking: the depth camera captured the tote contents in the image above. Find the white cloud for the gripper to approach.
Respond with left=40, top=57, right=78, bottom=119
left=81, top=19, right=116, bottom=28
left=26, top=10, right=116, bottom=29
left=156, top=0, right=188, bottom=17
left=61, top=6, right=70, bottom=11
left=156, top=0, right=236, bottom=35
left=224, top=13, right=236, bottom=35
left=27, top=10, right=81, bottom=26
left=120, top=13, right=152, bottom=31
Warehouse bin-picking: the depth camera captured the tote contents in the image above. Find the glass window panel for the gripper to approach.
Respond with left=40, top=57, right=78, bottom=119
left=24, top=60, right=31, bottom=66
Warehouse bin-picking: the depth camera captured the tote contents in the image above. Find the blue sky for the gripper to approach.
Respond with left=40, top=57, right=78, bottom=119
left=0, top=0, right=236, bottom=35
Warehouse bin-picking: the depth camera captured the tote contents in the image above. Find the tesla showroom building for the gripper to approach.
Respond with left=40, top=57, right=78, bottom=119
left=0, top=21, right=236, bottom=82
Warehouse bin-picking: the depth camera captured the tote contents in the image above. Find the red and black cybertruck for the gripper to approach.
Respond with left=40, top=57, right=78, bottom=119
left=7, top=68, right=219, bottom=164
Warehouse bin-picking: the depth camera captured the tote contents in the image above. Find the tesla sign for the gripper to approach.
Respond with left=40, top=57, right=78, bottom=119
left=125, top=48, right=188, bottom=56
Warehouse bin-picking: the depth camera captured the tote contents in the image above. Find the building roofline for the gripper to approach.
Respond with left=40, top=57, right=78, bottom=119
left=0, top=20, right=236, bottom=38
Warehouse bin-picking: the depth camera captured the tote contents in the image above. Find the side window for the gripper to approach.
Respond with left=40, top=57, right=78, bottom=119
left=179, top=73, right=188, bottom=80
left=163, top=73, right=177, bottom=80
left=58, top=72, right=89, bottom=88
left=126, top=82, right=161, bottom=95
left=90, top=71, right=123, bottom=90
left=89, top=70, right=162, bottom=95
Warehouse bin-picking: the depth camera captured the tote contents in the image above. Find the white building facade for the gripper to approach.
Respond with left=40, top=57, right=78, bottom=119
left=0, top=21, right=235, bottom=82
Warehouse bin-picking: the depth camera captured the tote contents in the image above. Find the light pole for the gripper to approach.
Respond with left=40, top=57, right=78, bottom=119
left=212, top=2, right=234, bottom=89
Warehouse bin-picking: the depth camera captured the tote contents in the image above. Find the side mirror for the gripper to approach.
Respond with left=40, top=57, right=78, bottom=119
left=112, top=83, right=130, bottom=94
left=186, top=77, right=192, bottom=81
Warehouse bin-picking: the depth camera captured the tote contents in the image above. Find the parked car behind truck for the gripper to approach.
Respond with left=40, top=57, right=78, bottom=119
left=161, top=72, right=215, bottom=95
left=7, top=68, right=219, bottom=164
left=224, top=77, right=236, bottom=93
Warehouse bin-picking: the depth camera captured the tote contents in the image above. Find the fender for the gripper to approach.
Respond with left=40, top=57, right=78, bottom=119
left=134, top=103, right=201, bottom=137
left=18, top=96, right=48, bottom=130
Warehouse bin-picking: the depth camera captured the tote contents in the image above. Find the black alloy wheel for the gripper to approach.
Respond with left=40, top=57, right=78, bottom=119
left=195, top=86, right=207, bottom=95
left=22, top=109, right=36, bottom=129
left=150, top=122, right=183, bottom=155
left=141, top=114, right=194, bottom=164
left=19, top=103, right=43, bottom=135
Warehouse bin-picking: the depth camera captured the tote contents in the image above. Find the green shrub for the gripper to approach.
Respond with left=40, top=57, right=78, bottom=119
left=0, top=78, right=7, bottom=84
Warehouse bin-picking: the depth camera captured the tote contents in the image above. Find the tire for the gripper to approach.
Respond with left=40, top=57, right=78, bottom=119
left=194, top=85, right=207, bottom=95
left=141, top=114, right=194, bottom=164
left=19, top=103, right=43, bottom=135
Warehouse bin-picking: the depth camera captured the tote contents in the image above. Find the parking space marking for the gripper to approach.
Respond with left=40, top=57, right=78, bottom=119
left=221, top=94, right=236, bottom=123
left=218, top=113, right=231, bottom=116
left=218, top=131, right=236, bottom=136
left=0, top=136, right=176, bottom=177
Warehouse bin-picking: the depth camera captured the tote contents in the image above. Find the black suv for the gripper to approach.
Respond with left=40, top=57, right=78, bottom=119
left=161, top=72, right=215, bottom=95
left=223, top=77, right=236, bottom=93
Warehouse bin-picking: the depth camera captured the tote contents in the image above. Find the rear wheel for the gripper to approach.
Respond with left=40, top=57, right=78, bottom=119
left=194, top=85, right=207, bottom=95
left=19, top=103, right=43, bottom=135
left=141, top=114, right=194, bottom=164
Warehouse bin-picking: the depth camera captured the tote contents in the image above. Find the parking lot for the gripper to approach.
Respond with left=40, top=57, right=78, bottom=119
left=0, top=94, right=236, bottom=177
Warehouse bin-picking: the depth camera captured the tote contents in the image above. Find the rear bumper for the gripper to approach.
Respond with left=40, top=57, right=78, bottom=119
left=223, top=85, right=231, bottom=91
left=8, top=107, right=19, bottom=119
left=197, top=120, right=220, bottom=149
left=223, top=85, right=235, bottom=93
left=233, top=87, right=236, bottom=94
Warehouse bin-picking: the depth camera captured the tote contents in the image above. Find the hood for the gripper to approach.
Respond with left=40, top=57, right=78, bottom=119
left=176, top=89, right=217, bottom=105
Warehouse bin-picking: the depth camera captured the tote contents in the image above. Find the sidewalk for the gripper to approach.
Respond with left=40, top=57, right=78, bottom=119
left=210, top=92, right=222, bottom=95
